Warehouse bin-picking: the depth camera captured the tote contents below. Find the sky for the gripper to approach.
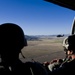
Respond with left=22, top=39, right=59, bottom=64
left=0, top=0, right=75, bottom=35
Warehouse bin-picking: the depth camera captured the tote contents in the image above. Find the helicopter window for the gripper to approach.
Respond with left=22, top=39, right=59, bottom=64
left=0, top=0, right=75, bottom=63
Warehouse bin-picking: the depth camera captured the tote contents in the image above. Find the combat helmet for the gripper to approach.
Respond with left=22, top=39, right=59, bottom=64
left=63, top=34, right=75, bottom=53
left=0, top=23, right=27, bottom=53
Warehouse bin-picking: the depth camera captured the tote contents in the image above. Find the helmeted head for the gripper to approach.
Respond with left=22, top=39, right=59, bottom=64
left=0, top=23, right=27, bottom=55
left=63, top=34, right=75, bottom=55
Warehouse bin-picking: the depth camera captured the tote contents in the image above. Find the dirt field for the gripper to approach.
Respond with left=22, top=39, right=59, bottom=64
left=20, top=37, right=66, bottom=63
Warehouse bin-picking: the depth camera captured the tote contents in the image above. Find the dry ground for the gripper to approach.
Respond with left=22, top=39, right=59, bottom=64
left=20, top=37, right=66, bottom=63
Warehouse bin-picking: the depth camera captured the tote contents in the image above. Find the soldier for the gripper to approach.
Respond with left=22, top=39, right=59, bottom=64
left=48, top=34, right=75, bottom=75
left=0, top=23, right=48, bottom=75
left=43, top=36, right=72, bottom=72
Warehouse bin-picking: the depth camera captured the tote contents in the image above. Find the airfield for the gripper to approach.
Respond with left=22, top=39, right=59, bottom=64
left=20, top=37, right=66, bottom=63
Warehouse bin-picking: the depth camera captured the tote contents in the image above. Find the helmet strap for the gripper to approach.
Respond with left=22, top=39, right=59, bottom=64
left=21, top=51, right=25, bottom=59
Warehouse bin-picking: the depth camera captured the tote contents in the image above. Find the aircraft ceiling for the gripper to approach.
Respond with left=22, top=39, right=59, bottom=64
left=44, top=0, right=75, bottom=11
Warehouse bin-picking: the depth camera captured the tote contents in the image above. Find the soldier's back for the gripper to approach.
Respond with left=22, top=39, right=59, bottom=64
left=11, top=60, right=48, bottom=75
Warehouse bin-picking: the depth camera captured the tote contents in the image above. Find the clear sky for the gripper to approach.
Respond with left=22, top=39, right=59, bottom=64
left=0, top=0, right=75, bottom=35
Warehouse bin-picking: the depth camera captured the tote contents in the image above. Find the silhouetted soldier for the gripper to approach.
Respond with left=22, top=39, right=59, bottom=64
left=0, top=23, right=48, bottom=75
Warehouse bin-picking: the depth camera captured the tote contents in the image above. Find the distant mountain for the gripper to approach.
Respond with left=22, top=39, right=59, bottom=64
left=25, top=34, right=69, bottom=41
left=25, top=35, right=39, bottom=41
left=33, top=34, right=69, bottom=38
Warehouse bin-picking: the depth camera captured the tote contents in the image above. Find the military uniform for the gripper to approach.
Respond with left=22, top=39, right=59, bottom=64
left=48, top=58, right=75, bottom=75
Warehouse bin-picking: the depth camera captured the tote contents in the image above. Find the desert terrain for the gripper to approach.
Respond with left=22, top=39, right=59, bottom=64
left=20, top=37, right=66, bottom=63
